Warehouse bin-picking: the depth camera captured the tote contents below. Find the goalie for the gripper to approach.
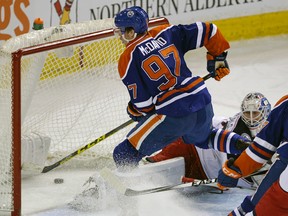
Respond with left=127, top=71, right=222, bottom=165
left=146, top=92, right=272, bottom=188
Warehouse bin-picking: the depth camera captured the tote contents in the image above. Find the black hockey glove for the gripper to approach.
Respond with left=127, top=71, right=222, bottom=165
left=127, top=101, right=143, bottom=122
left=207, top=51, right=230, bottom=81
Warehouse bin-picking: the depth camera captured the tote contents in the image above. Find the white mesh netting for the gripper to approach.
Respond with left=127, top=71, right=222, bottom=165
left=0, top=17, right=168, bottom=212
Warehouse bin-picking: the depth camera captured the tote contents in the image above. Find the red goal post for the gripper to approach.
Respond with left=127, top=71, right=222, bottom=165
left=0, top=17, right=169, bottom=216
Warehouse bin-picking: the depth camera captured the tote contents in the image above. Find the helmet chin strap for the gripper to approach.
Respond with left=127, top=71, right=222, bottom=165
left=122, top=33, right=137, bottom=43
left=249, top=128, right=259, bottom=138
left=249, top=122, right=264, bottom=137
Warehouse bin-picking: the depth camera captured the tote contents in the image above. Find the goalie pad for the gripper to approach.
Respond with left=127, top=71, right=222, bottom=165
left=115, top=157, right=185, bottom=188
left=69, top=172, right=118, bottom=212
left=70, top=157, right=184, bottom=213
left=21, top=133, right=51, bottom=175
left=69, top=172, right=138, bottom=215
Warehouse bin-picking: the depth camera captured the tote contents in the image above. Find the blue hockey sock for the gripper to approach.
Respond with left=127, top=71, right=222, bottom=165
left=113, top=139, right=144, bottom=169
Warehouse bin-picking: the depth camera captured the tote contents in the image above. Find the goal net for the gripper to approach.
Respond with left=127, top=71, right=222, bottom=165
left=0, top=17, right=168, bottom=215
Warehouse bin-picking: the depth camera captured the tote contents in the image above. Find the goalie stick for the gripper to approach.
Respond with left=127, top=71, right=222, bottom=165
left=99, top=167, right=268, bottom=197
left=42, top=119, right=134, bottom=173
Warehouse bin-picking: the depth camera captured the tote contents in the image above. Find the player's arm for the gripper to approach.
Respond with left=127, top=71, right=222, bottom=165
left=119, top=54, right=155, bottom=121
left=171, top=22, right=230, bottom=81
left=171, top=22, right=229, bottom=54
left=218, top=96, right=288, bottom=188
left=125, top=84, right=155, bottom=122
left=202, top=22, right=230, bottom=56
left=126, top=91, right=155, bottom=122
left=202, top=22, right=230, bottom=81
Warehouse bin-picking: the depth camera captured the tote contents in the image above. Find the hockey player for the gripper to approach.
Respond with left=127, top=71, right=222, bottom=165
left=112, top=6, right=250, bottom=169
left=146, top=92, right=271, bottom=188
left=218, top=95, right=288, bottom=215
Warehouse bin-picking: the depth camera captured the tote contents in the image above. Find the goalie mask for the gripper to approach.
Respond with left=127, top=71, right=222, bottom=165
left=114, top=6, right=148, bottom=35
left=241, top=92, right=271, bottom=136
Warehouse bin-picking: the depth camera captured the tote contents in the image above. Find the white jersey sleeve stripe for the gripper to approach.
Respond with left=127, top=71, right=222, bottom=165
left=254, top=136, right=277, bottom=152
left=226, top=132, right=234, bottom=154
left=155, top=84, right=206, bottom=110
left=246, top=147, right=267, bottom=164
left=213, top=129, right=221, bottom=150
left=195, top=22, right=203, bottom=48
left=210, top=24, right=217, bottom=39
left=134, top=97, right=153, bottom=108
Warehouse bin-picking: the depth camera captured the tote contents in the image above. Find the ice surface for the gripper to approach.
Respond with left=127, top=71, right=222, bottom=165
left=21, top=34, right=288, bottom=216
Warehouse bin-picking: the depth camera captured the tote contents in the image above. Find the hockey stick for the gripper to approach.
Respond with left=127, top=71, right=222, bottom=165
left=125, top=179, right=222, bottom=196
left=247, top=169, right=268, bottom=178
left=99, top=167, right=221, bottom=196
left=99, top=167, right=269, bottom=197
left=42, top=73, right=212, bottom=173
left=202, top=73, right=212, bottom=81
left=42, top=119, right=134, bottom=173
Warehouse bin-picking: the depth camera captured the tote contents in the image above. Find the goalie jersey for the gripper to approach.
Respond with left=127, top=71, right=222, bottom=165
left=118, top=22, right=230, bottom=117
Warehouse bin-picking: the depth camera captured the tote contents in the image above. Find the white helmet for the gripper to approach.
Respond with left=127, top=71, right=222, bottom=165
left=241, top=92, right=271, bottom=136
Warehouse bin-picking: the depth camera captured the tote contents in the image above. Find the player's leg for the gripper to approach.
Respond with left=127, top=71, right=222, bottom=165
left=182, top=103, right=250, bottom=154
left=253, top=157, right=288, bottom=215
left=113, top=113, right=180, bottom=168
left=182, top=103, right=214, bottom=148
left=113, top=139, right=145, bottom=169
left=113, top=106, right=213, bottom=169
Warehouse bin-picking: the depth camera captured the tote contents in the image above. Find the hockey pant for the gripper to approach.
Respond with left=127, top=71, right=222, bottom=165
left=113, top=103, right=248, bottom=168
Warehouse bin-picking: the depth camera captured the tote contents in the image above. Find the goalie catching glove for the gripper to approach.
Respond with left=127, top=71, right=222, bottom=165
left=207, top=51, right=230, bottom=81
left=127, top=101, right=143, bottom=122
left=217, top=158, right=242, bottom=190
